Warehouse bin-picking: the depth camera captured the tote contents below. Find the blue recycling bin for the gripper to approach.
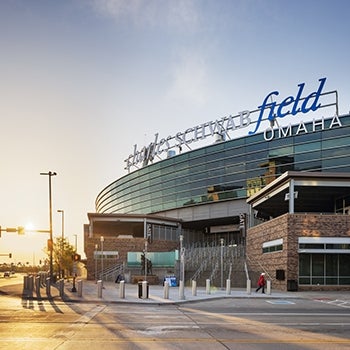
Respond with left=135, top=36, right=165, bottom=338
left=164, top=275, right=177, bottom=287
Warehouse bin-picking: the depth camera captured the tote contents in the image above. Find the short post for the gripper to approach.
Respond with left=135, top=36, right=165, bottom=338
left=97, top=280, right=103, bottom=298
left=35, top=276, right=41, bottom=297
left=267, top=280, right=271, bottom=295
left=58, top=279, right=64, bottom=297
left=23, top=275, right=28, bottom=290
left=119, top=280, right=125, bottom=299
left=142, top=280, right=148, bottom=299
left=226, top=279, right=231, bottom=295
left=179, top=280, right=185, bottom=300
left=206, top=279, right=211, bottom=295
left=28, top=275, right=34, bottom=292
left=192, top=280, right=197, bottom=296
left=163, top=281, right=169, bottom=299
left=46, top=277, right=51, bottom=298
left=71, top=275, right=77, bottom=292
left=246, top=279, right=251, bottom=295
left=77, top=279, right=83, bottom=297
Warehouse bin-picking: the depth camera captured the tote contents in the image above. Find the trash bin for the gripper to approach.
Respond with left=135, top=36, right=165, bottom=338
left=287, top=279, right=298, bottom=291
left=164, top=275, right=177, bottom=287
left=138, top=281, right=143, bottom=298
left=170, top=276, right=177, bottom=287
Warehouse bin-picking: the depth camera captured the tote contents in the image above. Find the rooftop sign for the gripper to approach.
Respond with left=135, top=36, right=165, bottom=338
left=125, top=77, right=339, bottom=172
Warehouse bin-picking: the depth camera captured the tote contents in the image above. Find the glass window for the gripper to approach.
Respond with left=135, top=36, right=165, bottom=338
left=294, top=141, right=321, bottom=154
left=326, top=254, right=338, bottom=276
left=323, top=156, right=350, bottom=168
left=322, top=135, right=350, bottom=149
left=299, top=254, right=311, bottom=276
left=299, top=243, right=324, bottom=249
left=339, top=255, right=350, bottom=276
left=299, top=277, right=311, bottom=284
left=295, top=152, right=322, bottom=164
left=269, top=145, right=293, bottom=157
left=312, top=254, right=324, bottom=276
left=322, top=148, right=349, bottom=158
left=326, top=277, right=338, bottom=285
left=293, top=130, right=321, bottom=144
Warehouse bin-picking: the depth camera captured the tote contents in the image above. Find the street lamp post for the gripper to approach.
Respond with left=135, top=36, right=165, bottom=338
left=100, top=236, right=104, bottom=287
left=40, top=171, right=57, bottom=282
left=144, top=239, right=148, bottom=281
left=220, top=238, right=224, bottom=290
left=95, top=244, right=98, bottom=283
left=179, top=234, right=185, bottom=299
left=57, top=209, right=64, bottom=278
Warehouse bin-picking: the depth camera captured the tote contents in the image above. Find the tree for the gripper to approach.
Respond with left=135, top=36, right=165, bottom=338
left=44, top=237, right=76, bottom=278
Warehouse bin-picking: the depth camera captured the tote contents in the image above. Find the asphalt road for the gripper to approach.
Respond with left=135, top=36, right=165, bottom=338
left=1, top=276, right=350, bottom=349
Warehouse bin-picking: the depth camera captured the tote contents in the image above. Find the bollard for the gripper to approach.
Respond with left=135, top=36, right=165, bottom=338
left=77, top=280, right=83, bottom=297
left=163, top=281, right=169, bottom=299
left=267, top=280, right=271, bottom=295
left=192, top=280, right=197, bottom=296
left=119, top=280, right=125, bottom=299
left=179, top=280, right=185, bottom=300
left=206, top=279, right=211, bottom=295
left=58, top=279, right=64, bottom=297
left=142, top=281, right=149, bottom=299
left=46, top=277, right=51, bottom=298
left=28, top=275, right=34, bottom=292
left=246, top=279, right=251, bottom=295
left=23, top=275, right=28, bottom=291
left=226, top=279, right=231, bottom=295
left=35, top=276, right=41, bottom=297
left=97, top=280, right=103, bottom=298
left=39, top=273, right=45, bottom=287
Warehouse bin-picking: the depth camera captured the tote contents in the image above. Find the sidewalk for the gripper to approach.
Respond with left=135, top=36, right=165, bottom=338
left=2, top=277, right=349, bottom=305
left=61, top=279, right=350, bottom=305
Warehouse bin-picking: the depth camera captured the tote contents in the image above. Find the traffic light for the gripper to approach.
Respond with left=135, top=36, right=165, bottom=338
left=17, top=226, right=25, bottom=235
left=73, top=253, right=81, bottom=262
left=9, top=253, right=12, bottom=258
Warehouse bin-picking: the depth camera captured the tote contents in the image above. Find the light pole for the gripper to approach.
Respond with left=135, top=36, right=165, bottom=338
left=144, top=239, right=148, bottom=281
left=220, top=238, right=224, bottom=290
left=100, top=236, right=104, bottom=287
left=57, top=209, right=64, bottom=278
left=179, top=234, right=185, bottom=299
left=95, top=243, right=98, bottom=283
left=40, top=171, right=57, bottom=282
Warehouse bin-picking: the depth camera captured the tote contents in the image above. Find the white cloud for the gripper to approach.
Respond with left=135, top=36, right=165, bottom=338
left=89, top=0, right=200, bottom=31
left=166, top=50, right=208, bottom=105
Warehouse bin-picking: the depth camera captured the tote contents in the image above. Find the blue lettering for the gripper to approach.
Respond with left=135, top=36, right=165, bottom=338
left=277, top=96, right=294, bottom=118
left=301, top=77, right=326, bottom=113
left=291, top=82, right=305, bottom=115
left=249, top=78, right=327, bottom=135
left=248, top=91, right=279, bottom=135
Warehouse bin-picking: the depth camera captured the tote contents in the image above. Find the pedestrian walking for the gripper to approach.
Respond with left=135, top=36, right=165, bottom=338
left=256, top=272, right=266, bottom=293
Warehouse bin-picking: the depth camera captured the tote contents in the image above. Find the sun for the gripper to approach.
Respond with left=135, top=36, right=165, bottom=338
left=25, top=222, right=35, bottom=231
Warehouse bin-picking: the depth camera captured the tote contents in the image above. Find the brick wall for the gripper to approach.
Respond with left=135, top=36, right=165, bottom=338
left=247, top=213, right=350, bottom=291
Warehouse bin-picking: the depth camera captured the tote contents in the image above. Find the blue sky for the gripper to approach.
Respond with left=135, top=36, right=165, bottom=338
left=0, top=0, right=349, bottom=263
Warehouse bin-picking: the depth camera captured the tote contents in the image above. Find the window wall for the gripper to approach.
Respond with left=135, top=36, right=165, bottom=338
left=96, top=115, right=350, bottom=215
left=298, top=237, right=350, bottom=286
left=299, top=253, right=350, bottom=285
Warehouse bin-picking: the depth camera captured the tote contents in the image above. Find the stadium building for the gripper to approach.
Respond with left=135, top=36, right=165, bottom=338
left=84, top=78, right=350, bottom=291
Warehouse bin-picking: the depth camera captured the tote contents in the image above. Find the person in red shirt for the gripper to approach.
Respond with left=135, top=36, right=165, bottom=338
left=255, top=272, right=266, bottom=293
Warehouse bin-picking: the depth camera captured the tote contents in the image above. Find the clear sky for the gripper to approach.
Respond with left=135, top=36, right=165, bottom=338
left=1, top=0, right=350, bottom=264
